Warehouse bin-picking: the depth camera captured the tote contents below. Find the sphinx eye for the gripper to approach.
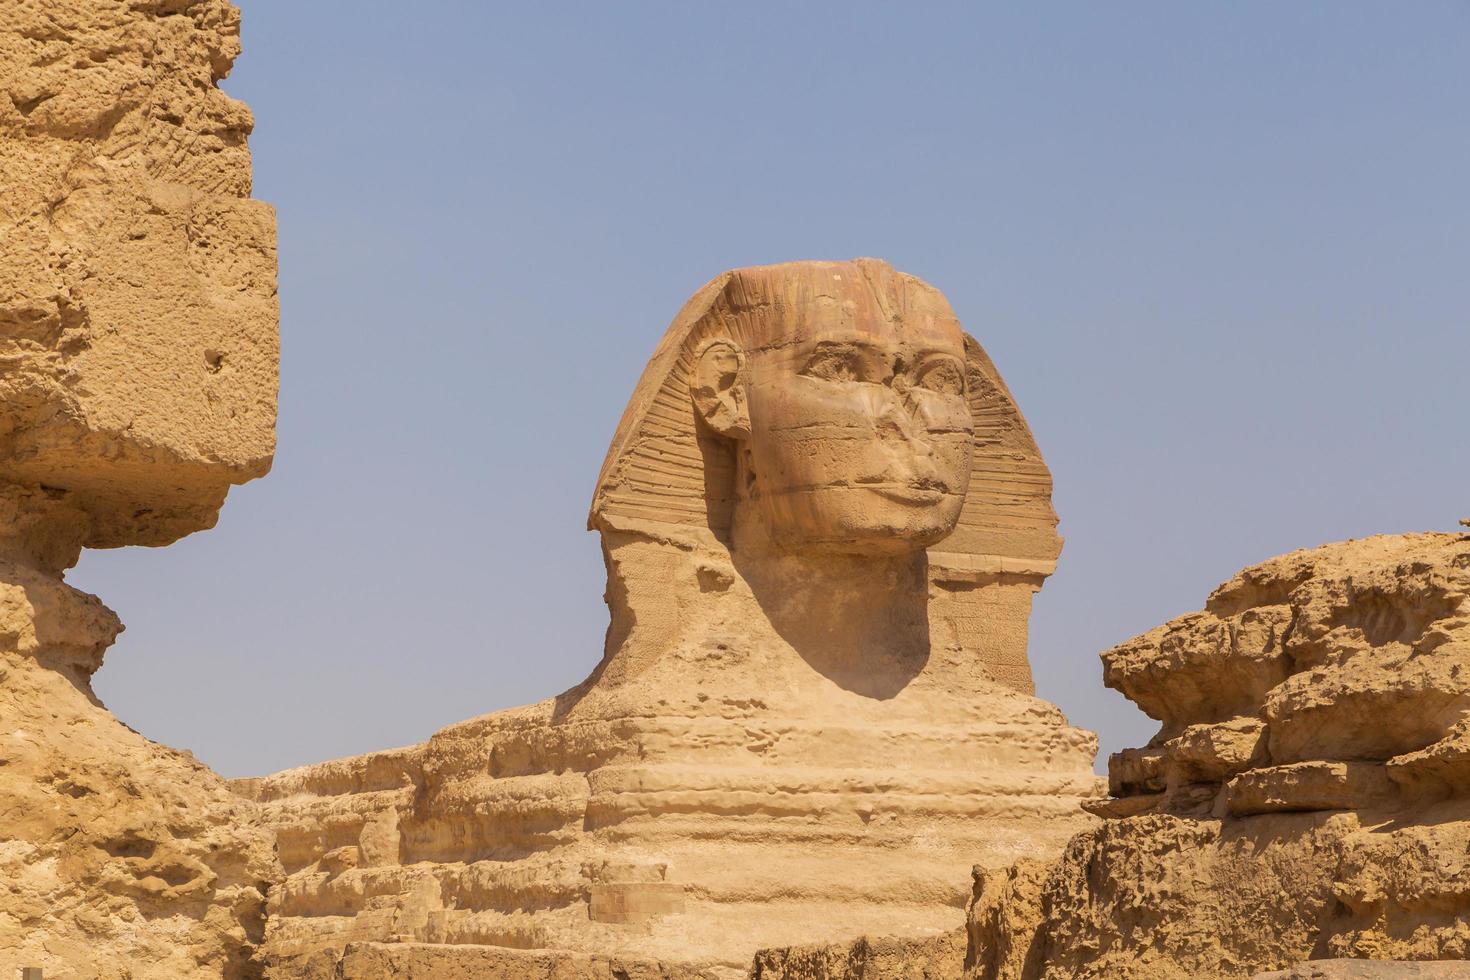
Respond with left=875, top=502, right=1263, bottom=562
left=916, top=357, right=965, bottom=396
left=801, top=347, right=865, bottom=383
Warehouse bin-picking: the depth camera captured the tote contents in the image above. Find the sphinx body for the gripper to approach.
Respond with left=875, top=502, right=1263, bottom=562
left=240, top=260, right=1100, bottom=974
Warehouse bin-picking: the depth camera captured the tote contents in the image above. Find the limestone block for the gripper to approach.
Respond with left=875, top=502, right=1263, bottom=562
left=1107, top=745, right=1166, bottom=796
left=1265, top=654, right=1470, bottom=765
left=0, top=618, right=279, bottom=977
left=1166, top=717, right=1267, bottom=784
left=1227, top=762, right=1399, bottom=816
left=1102, top=605, right=1291, bottom=731
left=1387, top=721, right=1470, bottom=803
left=1099, top=533, right=1470, bottom=818
left=588, top=881, right=687, bottom=925
left=0, top=2, right=281, bottom=976
left=0, top=0, right=278, bottom=548
left=979, top=811, right=1470, bottom=978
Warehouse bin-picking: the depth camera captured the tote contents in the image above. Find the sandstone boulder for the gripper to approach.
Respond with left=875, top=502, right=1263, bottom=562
left=964, top=531, right=1470, bottom=979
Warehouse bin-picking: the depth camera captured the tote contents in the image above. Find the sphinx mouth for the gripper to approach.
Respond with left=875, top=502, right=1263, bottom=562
left=864, top=482, right=948, bottom=506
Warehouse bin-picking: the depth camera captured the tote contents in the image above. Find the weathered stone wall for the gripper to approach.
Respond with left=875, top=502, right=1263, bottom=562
left=0, top=519, right=279, bottom=977
left=0, top=1, right=280, bottom=976
left=0, top=0, right=277, bottom=548
left=963, top=532, right=1470, bottom=979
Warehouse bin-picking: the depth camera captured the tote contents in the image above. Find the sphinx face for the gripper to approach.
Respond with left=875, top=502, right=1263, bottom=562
left=739, top=288, right=974, bottom=553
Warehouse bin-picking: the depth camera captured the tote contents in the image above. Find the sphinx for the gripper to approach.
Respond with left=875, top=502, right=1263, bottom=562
left=241, top=259, right=1101, bottom=974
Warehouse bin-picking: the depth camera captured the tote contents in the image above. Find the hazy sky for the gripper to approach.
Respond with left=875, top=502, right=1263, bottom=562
left=76, top=2, right=1468, bottom=778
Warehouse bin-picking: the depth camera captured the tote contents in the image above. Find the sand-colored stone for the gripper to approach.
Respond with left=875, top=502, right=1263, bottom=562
left=268, top=942, right=715, bottom=980
left=241, top=259, right=1101, bottom=976
left=0, top=0, right=277, bottom=548
left=0, top=499, right=278, bottom=978
left=751, top=931, right=967, bottom=979
left=0, top=1, right=279, bottom=976
left=962, top=531, right=1470, bottom=979
left=19, top=8, right=1466, bottom=977
left=1254, top=964, right=1470, bottom=979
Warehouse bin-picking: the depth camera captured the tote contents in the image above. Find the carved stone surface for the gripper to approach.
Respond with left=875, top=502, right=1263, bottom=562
left=243, top=260, right=1101, bottom=976
left=0, top=1, right=280, bottom=976
left=960, top=532, right=1470, bottom=979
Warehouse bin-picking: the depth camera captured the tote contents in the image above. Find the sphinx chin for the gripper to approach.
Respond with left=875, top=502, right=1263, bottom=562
left=738, top=484, right=969, bottom=555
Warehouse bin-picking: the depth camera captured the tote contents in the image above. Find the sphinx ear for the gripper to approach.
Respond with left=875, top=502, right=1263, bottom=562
left=690, top=339, right=749, bottom=439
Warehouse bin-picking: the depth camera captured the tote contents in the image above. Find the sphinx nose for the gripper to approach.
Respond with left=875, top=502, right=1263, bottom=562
left=868, top=389, right=941, bottom=479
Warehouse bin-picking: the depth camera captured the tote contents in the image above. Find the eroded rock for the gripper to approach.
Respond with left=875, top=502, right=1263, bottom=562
left=0, top=0, right=277, bottom=548
left=963, top=531, right=1470, bottom=978
left=1102, top=533, right=1470, bottom=821
left=0, top=1, right=280, bottom=976
left=1254, top=961, right=1470, bottom=979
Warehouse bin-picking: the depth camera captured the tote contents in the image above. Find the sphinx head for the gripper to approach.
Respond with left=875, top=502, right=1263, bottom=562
left=591, top=258, right=1059, bottom=570
left=690, top=262, right=973, bottom=554
left=586, top=260, right=1061, bottom=693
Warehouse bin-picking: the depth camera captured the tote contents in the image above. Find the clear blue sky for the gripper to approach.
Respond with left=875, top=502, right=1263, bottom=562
left=76, top=2, right=1468, bottom=778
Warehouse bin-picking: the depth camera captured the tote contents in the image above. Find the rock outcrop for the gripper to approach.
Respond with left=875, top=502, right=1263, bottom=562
left=0, top=0, right=278, bottom=546
left=965, top=531, right=1470, bottom=979
left=0, top=1, right=280, bottom=976
left=241, top=260, right=1102, bottom=976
